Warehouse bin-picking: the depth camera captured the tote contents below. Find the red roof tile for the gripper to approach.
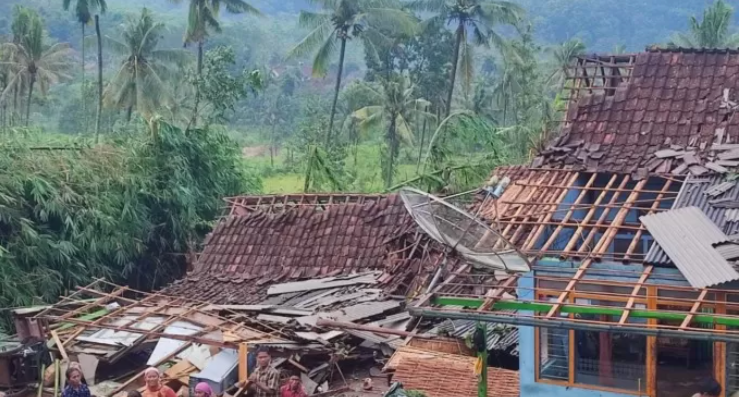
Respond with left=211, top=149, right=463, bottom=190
left=393, top=352, right=519, bottom=397
left=162, top=194, right=457, bottom=304
left=541, top=48, right=739, bottom=175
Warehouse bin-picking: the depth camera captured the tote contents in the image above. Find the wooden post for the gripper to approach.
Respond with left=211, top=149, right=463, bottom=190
left=647, top=286, right=657, bottom=397
left=239, top=343, right=249, bottom=384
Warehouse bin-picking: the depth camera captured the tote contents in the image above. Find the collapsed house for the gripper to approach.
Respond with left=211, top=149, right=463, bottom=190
left=0, top=193, right=523, bottom=397
left=14, top=45, right=739, bottom=397
left=411, top=47, right=739, bottom=397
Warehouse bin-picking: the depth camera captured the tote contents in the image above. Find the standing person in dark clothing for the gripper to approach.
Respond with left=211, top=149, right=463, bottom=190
left=62, top=367, right=91, bottom=397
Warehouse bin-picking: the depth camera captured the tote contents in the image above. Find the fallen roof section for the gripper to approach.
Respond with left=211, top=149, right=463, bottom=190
left=641, top=206, right=739, bottom=288
left=391, top=348, right=519, bottom=397
left=646, top=174, right=739, bottom=264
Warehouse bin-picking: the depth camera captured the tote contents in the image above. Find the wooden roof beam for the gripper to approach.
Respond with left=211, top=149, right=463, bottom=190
left=545, top=258, right=592, bottom=318
left=680, top=289, right=709, bottom=330
left=618, top=265, right=653, bottom=325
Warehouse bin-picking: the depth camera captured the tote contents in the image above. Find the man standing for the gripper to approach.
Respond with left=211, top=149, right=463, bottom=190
left=242, top=347, right=280, bottom=397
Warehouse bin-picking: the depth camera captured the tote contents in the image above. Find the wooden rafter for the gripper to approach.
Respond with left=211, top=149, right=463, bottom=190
left=478, top=275, right=519, bottom=312
left=561, top=174, right=623, bottom=255
left=680, top=289, right=710, bottom=330
left=522, top=173, right=580, bottom=251
left=624, top=179, right=673, bottom=260
left=618, top=265, right=653, bottom=325
left=545, top=258, right=592, bottom=318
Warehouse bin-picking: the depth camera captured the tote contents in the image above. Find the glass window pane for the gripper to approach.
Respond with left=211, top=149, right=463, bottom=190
left=539, top=327, right=569, bottom=381
left=573, top=299, right=647, bottom=392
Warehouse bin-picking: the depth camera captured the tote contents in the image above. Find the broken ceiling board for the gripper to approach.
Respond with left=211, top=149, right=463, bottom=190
left=76, top=316, right=165, bottom=347
left=719, top=149, right=739, bottom=160
left=718, top=160, right=739, bottom=167
left=689, top=165, right=710, bottom=176
left=146, top=321, right=203, bottom=366
left=78, top=354, right=99, bottom=386
left=293, top=331, right=344, bottom=342
left=705, top=181, right=736, bottom=197
left=266, top=272, right=380, bottom=295
left=706, top=162, right=730, bottom=173
left=296, top=300, right=403, bottom=327
left=713, top=144, right=739, bottom=151
left=256, top=314, right=294, bottom=324
left=641, top=206, right=739, bottom=288
left=681, top=152, right=700, bottom=166
left=654, top=149, right=682, bottom=158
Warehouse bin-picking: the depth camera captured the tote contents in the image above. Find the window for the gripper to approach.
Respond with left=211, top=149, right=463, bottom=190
left=539, top=326, right=569, bottom=381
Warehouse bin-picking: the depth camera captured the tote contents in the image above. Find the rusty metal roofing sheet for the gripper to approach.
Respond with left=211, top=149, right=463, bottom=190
left=646, top=175, right=739, bottom=264
left=641, top=206, right=738, bottom=288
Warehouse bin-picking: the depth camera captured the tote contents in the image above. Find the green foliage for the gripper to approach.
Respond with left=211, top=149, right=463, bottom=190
left=667, top=0, right=739, bottom=48
left=103, top=8, right=190, bottom=119
left=0, top=121, right=256, bottom=314
left=187, top=45, right=263, bottom=126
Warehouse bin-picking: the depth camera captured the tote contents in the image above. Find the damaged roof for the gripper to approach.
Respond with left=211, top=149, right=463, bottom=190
left=538, top=48, right=739, bottom=176
left=163, top=193, right=459, bottom=304
left=641, top=206, right=739, bottom=288
left=392, top=349, right=519, bottom=397
left=646, top=174, right=739, bottom=264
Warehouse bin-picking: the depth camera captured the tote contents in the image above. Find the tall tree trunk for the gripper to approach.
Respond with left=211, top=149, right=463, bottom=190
left=197, top=41, right=204, bottom=76
left=385, top=115, right=397, bottom=188
left=188, top=40, right=204, bottom=130
left=417, top=107, right=428, bottom=172
left=327, top=36, right=347, bottom=145
left=445, top=22, right=464, bottom=118
left=81, top=23, right=87, bottom=133
left=26, top=74, right=35, bottom=127
left=12, top=86, right=18, bottom=126
left=95, top=15, right=103, bottom=143
left=270, top=120, right=276, bottom=167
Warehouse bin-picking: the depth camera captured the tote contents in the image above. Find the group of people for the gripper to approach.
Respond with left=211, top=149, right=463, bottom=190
left=60, top=347, right=307, bottom=397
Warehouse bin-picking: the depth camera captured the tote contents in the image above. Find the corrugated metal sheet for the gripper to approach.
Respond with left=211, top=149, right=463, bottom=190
left=428, top=319, right=519, bottom=353
left=641, top=206, right=739, bottom=288
left=715, top=243, right=739, bottom=260
left=646, top=175, right=739, bottom=264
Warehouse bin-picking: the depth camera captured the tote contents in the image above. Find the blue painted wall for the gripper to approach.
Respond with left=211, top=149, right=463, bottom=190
left=517, top=271, right=638, bottom=397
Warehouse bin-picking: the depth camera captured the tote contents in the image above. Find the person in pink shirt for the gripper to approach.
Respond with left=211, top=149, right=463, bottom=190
left=279, top=375, right=307, bottom=397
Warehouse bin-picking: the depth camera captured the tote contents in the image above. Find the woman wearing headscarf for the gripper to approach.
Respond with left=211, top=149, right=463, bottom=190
left=141, top=367, right=176, bottom=397
left=62, top=367, right=92, bottom=397
left=194, top=382, right=213, bottom=397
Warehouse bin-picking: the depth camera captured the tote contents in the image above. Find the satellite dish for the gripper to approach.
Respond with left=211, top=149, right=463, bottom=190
left=399, top=187, right=531, bottom=273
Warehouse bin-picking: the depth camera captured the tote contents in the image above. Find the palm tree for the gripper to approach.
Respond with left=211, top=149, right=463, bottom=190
left=103, top=8, right=189, bottom=122
left=62, top=0, right=107, bottom=136
left=549, top=38, right=586, bottom=91
left=348, top=75, right=433, bottom=187
left=668, top=0, right=739, bottom=48
left=1, top=8, right=73, bottom=126
left=170, top=0, right=260, bottom=74
left=410, top=0, right=523, bottom=118
left=289, top=0, right=416, bottom=144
